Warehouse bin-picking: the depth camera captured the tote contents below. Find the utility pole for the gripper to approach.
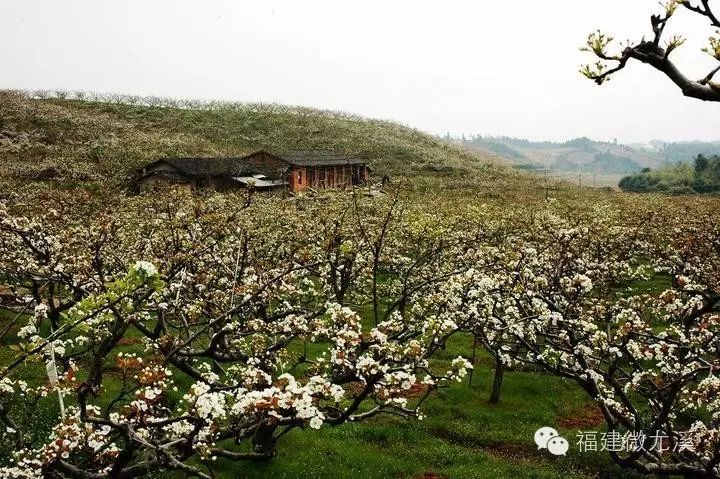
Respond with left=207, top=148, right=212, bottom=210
left=544, top=170, right=548, bottom=200
left=578, top=173, right=582, bottom=188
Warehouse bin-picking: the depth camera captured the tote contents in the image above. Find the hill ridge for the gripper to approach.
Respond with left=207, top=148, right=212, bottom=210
left=0, top=90, right=507, bottom=185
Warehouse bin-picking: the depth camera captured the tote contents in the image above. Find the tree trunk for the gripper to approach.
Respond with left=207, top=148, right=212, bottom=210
left=371, top=259, right=379, bottom=327
left=253, top=422, right=278, bottom=455
left=489, top=357, right=504, bottom=404
left=467, top=336, right=478, bottom=387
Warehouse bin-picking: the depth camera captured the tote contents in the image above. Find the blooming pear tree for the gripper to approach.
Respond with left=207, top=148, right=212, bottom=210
left=452, top=202, right=720, bottom=477
left=2, top=181, right=720, bottom=479
left=0, top=189, right=474, bottom=479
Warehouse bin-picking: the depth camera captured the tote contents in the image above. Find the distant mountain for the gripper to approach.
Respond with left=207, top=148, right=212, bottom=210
left=459, top=136, right=720, bottom=176
left=637, top=141, right=720, bottom=165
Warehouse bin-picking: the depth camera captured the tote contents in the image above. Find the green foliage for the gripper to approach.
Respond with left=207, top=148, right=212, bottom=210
left=619, top=154, right=720, bottom=194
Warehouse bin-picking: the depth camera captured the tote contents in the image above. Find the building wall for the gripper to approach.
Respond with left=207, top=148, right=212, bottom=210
left=286, top=164, right=370, bottom=193
left=139, top=164, right=241, bottom=192
left=138, top=164, right=194, bottom=192
left=197, top=176, right=244, bottom=191
left=296, top=164, right=368, bottom=192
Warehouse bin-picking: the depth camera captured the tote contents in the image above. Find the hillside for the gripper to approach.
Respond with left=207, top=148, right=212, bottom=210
left=0, top=90, right=504, bottom=186
left=462, top=135, right=720, bottom=178
left=463, top=136, right=664, bottom=174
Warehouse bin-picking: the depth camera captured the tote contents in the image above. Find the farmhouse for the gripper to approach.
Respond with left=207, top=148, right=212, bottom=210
left=137, top=150, right=370, bottom=193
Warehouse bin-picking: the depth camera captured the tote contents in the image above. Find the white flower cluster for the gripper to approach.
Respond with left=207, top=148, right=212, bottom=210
left=133, top=260, right=158, bottom=277
left=0, top=406, right=119, bottom=478
left=228, top=373, right=343, bottom=430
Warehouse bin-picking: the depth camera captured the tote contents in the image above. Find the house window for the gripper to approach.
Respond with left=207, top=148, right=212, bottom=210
left=298, top=171, right=302, bottom=185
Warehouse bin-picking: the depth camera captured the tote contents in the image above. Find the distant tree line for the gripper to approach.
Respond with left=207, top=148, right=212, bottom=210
left=619, top=154, right=720, bottom=194
left=22, top=89, right=400, bottom=125
left=659, top=141, right=720, bottom=164
left=461, top=134, right=595, bottom=150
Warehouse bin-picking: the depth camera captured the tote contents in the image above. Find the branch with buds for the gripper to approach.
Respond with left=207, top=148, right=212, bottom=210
left=581, top=1, right=720, bottom=101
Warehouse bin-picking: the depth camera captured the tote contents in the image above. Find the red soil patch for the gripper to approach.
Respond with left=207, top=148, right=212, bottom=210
left=401, top=382, right=437, bottom=399
left=409, top=472, right=448, bottom=479
left=557, top=403, right=604, bottom=429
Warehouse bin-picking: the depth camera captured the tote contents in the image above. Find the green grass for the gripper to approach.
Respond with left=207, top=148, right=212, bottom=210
left=153, top=353, right=632, bottom=479
left=0, top=259, right=671, bottom=478
left=163, top=279, right=668, bottom=478
left=142, top=334, right=631, bottom=478
left=0, top=288, right=648, bottom=479
left=625, top=264, right=672, bottom=296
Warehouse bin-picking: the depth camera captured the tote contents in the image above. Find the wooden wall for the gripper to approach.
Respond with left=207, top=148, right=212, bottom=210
left=288, top=164, right=368, bottom=193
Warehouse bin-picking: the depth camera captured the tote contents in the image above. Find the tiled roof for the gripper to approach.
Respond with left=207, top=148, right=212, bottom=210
left=145, top=157, right=285, bottom=178
left=278, top=151, right=367, bottom=167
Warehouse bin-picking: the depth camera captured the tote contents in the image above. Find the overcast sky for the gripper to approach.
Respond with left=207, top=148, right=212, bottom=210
left=1, top=0, right=718, bottom=143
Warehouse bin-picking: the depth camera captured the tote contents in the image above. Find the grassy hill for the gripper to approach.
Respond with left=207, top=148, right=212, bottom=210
left=0, top=90, right=506, bottom=186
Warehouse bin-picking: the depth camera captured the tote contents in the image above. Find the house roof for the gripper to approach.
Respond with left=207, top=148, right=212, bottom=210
left=142, top=157, right=285, bottom=178
left=278, top=151, right=367, bottom=167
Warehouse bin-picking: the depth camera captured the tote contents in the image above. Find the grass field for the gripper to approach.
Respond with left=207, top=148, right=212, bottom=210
left=2, top=268, right=673, bottom=478
left=141, top=331, right=638, bottom=479
left=160, top=264, right=671, bottom=478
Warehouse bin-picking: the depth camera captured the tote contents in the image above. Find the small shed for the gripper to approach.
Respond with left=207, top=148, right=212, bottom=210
left=281, top=151, right=370, bottom=193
